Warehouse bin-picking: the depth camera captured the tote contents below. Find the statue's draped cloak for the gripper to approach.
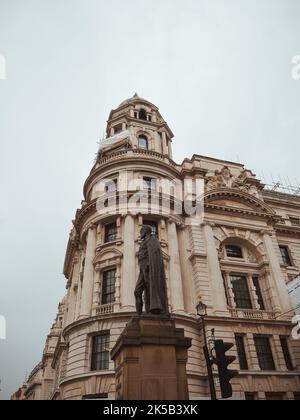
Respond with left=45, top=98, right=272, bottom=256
left=145, top=235, right=169, bottom=314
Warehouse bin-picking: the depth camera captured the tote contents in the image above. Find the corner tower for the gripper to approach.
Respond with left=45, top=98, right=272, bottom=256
left=104, top=93, right=174, bottom=158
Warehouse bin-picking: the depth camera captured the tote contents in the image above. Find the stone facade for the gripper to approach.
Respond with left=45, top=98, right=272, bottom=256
left=13, top=95, right=300, bottom=400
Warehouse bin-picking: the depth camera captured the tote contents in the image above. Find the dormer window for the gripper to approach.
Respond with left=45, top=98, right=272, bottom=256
left=226, top=245, right=243, bottom=259
left=139, top=108, right=147, bottom=120
left=134, top=111, right=139, bottom=119
left=138, top=135, right=148, bottom=150
left=147, top=114, right=152, bottom=122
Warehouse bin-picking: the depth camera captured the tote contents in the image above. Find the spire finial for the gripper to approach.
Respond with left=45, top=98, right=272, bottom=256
left=133, top=92, right=139, bottom=98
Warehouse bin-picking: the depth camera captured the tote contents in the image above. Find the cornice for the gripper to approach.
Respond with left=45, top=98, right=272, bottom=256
left=84, top=150, right=181, bottom=200
left=274, top=224, right=300, bottom=237
left=205, top=203, right=278, bottom=221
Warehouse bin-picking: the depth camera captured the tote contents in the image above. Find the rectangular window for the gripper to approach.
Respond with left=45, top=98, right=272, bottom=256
left=279, top=245, right=292, bottom=266
left=290, top=217, right=300, bottom=226
left=245, top=393, right=257, bottom=401
left=252, top=277, right=265, bottom=310
left=82, top=393, right=109, bottom=400
left=143, top=177, right=157, bottom=191
left=101, top=269, right=116, bottom=305
left=143, top=220, right=158, bottom=237
left=113, top=123, right=122, bottom=134
left=226, top=245, right=243, bottom=258
left=105, top=178, right=118, bottom=194
left=231, top=275, right=252, bottom=309
left=235, top=334, right=249, bottom=370
left=104, top=223, right=117, bottom=243
left=91, top=333, right=110, bottom=371
left=280, top=336, right=293, bottom=371
left=265, top=393, right=284, bottom=400
left=254, top=336, right=275, bottom=371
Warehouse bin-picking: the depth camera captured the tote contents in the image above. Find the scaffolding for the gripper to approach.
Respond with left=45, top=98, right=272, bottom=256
left=258, top=171, right=300, bottom=196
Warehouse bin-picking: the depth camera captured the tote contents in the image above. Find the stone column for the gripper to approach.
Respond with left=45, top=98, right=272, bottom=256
left=79, top=226, right=97, bottom=319
left=168, top=221, right=185, bottom=313
left=177, top=226, right=195, bottom=314
left=224, top=272, right=235, bottom=308
left=263, top=231, right=291, bottom=313
left=155, top=132, right=163, bottom=154
left=66, top=258, right=80, bottom=326
left=92, top=265, right=101, bottom=316
left=121, top=215, right=136, bottom=311
left=161, top=131, right=168, bottom=156
left=203, top=223, right=228, bottom=314
left=247, top=333, right=260, bottom=371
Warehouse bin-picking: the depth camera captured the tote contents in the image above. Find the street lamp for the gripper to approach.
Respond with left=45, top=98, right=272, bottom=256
left=196, top=300, right=217, bottom=400
left=196, top=300, right=207, bottom=318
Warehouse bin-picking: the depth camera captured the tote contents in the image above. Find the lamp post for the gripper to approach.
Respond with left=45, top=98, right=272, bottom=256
left=196, top=300, right=217, bottom=400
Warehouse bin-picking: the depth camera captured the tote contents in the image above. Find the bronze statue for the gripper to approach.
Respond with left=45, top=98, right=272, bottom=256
left=134, top=225, right=169, bottom=316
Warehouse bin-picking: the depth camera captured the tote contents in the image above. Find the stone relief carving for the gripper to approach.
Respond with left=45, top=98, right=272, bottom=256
left=205, top=166, right=260, bottom=198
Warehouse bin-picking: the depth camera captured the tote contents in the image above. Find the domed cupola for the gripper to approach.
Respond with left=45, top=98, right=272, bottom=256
left=99, top=94, right=174, bottom=158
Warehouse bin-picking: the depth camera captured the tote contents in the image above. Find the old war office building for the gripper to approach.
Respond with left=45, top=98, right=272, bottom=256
left=13, top=95, right=300, bottom=400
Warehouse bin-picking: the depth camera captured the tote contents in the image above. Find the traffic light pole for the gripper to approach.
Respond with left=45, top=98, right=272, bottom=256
left=200, top=316, right=217, bottom=401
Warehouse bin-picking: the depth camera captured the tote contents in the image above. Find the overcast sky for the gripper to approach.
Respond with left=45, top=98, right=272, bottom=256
left=0, top=0, right=299, bottom=400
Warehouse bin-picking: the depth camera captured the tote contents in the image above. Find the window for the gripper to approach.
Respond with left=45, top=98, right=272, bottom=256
left=138, top=136, right=148, bottom=150
left=235, top=335, right=249, bottom=370
left=143, top=177, right=157, bottom=191
left=245, top=393, right=257, bottom=401
left=279, top=245, right=292, bottom=266
left=134, top=111, right=139, bottom=119
left=290, top=217, right=300, bottom=226
left=91, top=333, right=110, bottom=371
left=294, top=393, right=300, bottom=400
left=253, top=277, right=265, bottom=310
left=82, top=393, right=109, bottom=400
left=101, top=269, right=116, bottom=305
left=139, top=108, right=147, bottom=120
left=254, top=336, right=275, bottom=371
left=226, top=245, right=243, bottom=259
left=147, top=114, right=152, bottom=122
left=280, top=336, right=293, bottom=371
left=105, top=178, right=118, bottom=193
left=104, top=223, right=117, bottom=243
left=143, top=220, right=158, bottom=237
left=265, top=393, right=284, bottom=400
left=231, top=275, right=252, bottom=309
left=113, top=123, right=122, bottom=134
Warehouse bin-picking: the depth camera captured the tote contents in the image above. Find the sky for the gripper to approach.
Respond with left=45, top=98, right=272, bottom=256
left=0, top=0, right=300, bottom=400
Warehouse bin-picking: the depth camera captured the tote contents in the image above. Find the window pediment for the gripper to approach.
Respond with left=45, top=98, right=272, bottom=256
left=93, top=247, right=123, bottom=266
left=205, top=189, right=276, bottom=218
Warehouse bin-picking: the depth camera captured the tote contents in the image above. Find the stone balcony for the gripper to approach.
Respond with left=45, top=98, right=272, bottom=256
left=97, top=148, right=178, bottom=169
left=229, top=308, right=277, bottom=321
left=95, top=303, right=115, bottom=316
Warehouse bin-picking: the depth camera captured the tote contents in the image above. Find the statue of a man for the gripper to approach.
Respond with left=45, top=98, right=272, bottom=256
left=134, top=225, right=169, bottom=316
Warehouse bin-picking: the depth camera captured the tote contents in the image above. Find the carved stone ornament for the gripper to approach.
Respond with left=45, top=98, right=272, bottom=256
left=205, top=166, right=259, bottom=197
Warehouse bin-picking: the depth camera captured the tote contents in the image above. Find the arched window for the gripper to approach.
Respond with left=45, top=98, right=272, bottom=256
left=138, top=135, right=148, bottom=150
left=226, top=245, right=243, bottom=258
left=139, top=108, right=147, bottom=120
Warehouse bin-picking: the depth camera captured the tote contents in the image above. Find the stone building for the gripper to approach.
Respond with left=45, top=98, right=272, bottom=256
left=14, top=95, right=300, bottom=400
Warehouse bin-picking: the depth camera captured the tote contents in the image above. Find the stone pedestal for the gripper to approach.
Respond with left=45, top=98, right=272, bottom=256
left=111, top=316, right=192, bottom=400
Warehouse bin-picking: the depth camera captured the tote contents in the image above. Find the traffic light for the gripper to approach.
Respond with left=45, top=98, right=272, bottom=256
left=214, top=339, right=239, bottom=399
